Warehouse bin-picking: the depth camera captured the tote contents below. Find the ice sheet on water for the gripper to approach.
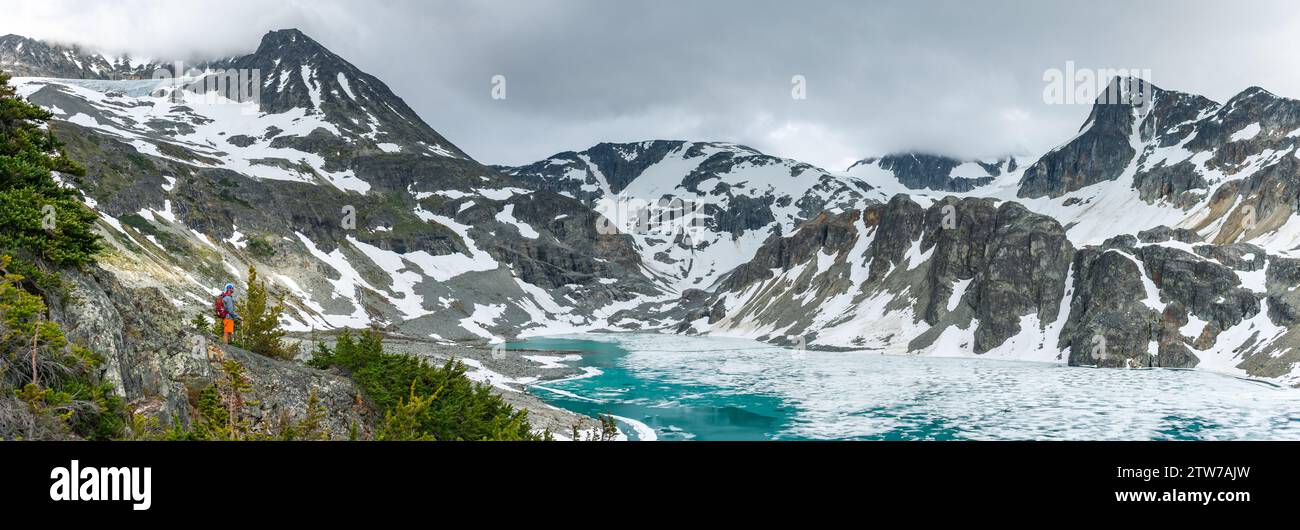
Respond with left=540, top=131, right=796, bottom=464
left=538, top=333, right=1300, bottom=441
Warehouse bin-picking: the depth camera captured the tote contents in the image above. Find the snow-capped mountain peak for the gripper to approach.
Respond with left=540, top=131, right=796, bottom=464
left=846, top=152, right=1019, bottom=193
left=217, top=29, right=467, bottom=159
left=503, top=140, right=883, bottom=291
left=10, top=28, right=1300, bottom=388
left=7, top=31, right=659, bottom=343
left=0, top=33, right=164, bottom=79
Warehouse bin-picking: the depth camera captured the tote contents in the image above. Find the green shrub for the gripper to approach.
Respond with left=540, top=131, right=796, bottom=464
left=226, top=266, right=296, bottom=360
left=0, top=72, right=123, bottom=440
left=0, top=255, right=125, bottom=440
left=245, top=237, right=275, bottom=258
left=310, top=329, right=540, bottom=441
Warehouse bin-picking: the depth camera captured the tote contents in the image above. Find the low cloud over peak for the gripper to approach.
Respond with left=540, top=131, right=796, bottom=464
left=4, top=0, right=1298, bottom=168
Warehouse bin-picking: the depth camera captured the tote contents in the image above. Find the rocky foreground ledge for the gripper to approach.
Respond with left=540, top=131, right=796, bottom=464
left=44, top=264, right=600, bottom=439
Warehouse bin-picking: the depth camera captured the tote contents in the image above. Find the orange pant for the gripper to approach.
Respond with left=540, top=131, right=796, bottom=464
left=223, top=318, right=235, bottom=334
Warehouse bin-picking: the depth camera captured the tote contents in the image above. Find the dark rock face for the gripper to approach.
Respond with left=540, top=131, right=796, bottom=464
left=1135, top=245, right=1260, bottom=332
left=1266, top=256, right=1300, bottom=326
left=848, top=153, right=1005, bottom=192
left=700, top=195, right=1075, bottom=355
left=1185, top=88, right=1300, bottom=156
left=1132, top=160, right=1208, bottom=205
left=455, top=190, right=656, bottom=298
left=918, top=197, right=999, bottom=324
left=1155, top=302, right=1201, bottom=368
left=1019, top=83, right=1141, bottom=199
left=1056, top=236, right=1275, bottom=370
left=1103, top=234, right=1139, bottom=251
left=909, top=197, right=1074, bottom=353
left=707, top=195, right=777, bottom=237
left=1060, top=249, right=1161, bottom=367
left=716, top=210, right=863, bottom=293
left=864, top=195, right=927, bottom=281
left=1193, top=243, right=1265, bottom=271
left=1137, top=226, right=1203, bottom=245
left=586, top=141, right=687, bottom=194
left=966, top=203, right=1074, bottom=353
left=1019, top=78, right=1221, bottom=200
left=1143, top=89, right=1222, bottom=146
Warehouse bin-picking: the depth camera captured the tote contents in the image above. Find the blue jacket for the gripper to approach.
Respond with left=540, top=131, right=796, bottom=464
left=222, top=295, right=240, bottom=320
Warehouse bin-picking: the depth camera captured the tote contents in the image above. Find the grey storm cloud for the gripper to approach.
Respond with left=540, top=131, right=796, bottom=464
left=4, top=0, right=1298, bottom=170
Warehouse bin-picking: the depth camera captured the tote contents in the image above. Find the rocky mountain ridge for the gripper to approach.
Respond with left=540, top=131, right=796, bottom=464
left=6, top=30, right=1300, bottom=389
left=0, top=34, right=169, bottom=79
left=847, top=152, right=1018, bottom=193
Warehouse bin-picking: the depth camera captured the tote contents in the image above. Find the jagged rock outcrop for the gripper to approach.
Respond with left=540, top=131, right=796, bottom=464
left=863, top=195, right=927, bottom=281
left=1019, top=80, right=1144, bottom=199
left=681, top=195, right=1074, bottom=357
left=1058, top=248, right=1161, bottom=367
left=46, top=266, right=370, bottom=438
left=917, top=197, right=1000, bottom=326
left=847, top=153, right=1011, bottom=192
left=1043, top=235, right=1285, bottom=371
left=1266, top=256, right=1300, bottom=326
left=1019, top=78, right=1222, bottom=200
left=12, top=29, right=1300, bottom=389
left=963, top=202, right=1074, bottom=353
left=13, top=29, right=660, bottom=342
left=503, top=140, right=881, bottom=292
left=1137, top=226, right=1203, bottom=245
left=1135, top=245, right=1260, bottom=332
left=842, top=151, right=1013, bottom=193
left=714, top=208, right=863, bottom=293
left=0, top=34, right=165, bottom=79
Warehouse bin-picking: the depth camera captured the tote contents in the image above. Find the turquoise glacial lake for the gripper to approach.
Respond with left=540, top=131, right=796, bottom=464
left=510, top=334, right=1300, bottom=441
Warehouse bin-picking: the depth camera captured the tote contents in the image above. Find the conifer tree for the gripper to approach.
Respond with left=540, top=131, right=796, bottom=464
left=0, top=72, right=100, bottom=269
left=309, top=329, right=542, bottom=441
left=0, top=73, right=122, bottom=440
left=235, top=266, right=295, bottom=359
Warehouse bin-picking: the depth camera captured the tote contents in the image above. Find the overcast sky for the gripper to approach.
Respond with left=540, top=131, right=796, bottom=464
left=4, top=0, right=1298, bottom=169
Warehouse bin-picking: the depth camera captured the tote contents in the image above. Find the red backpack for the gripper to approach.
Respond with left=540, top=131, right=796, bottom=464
left=214, top=293, right=229, bottom=320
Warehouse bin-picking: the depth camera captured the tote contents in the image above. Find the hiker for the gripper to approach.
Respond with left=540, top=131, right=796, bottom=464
left=215, top=283, right=241, bottom=344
